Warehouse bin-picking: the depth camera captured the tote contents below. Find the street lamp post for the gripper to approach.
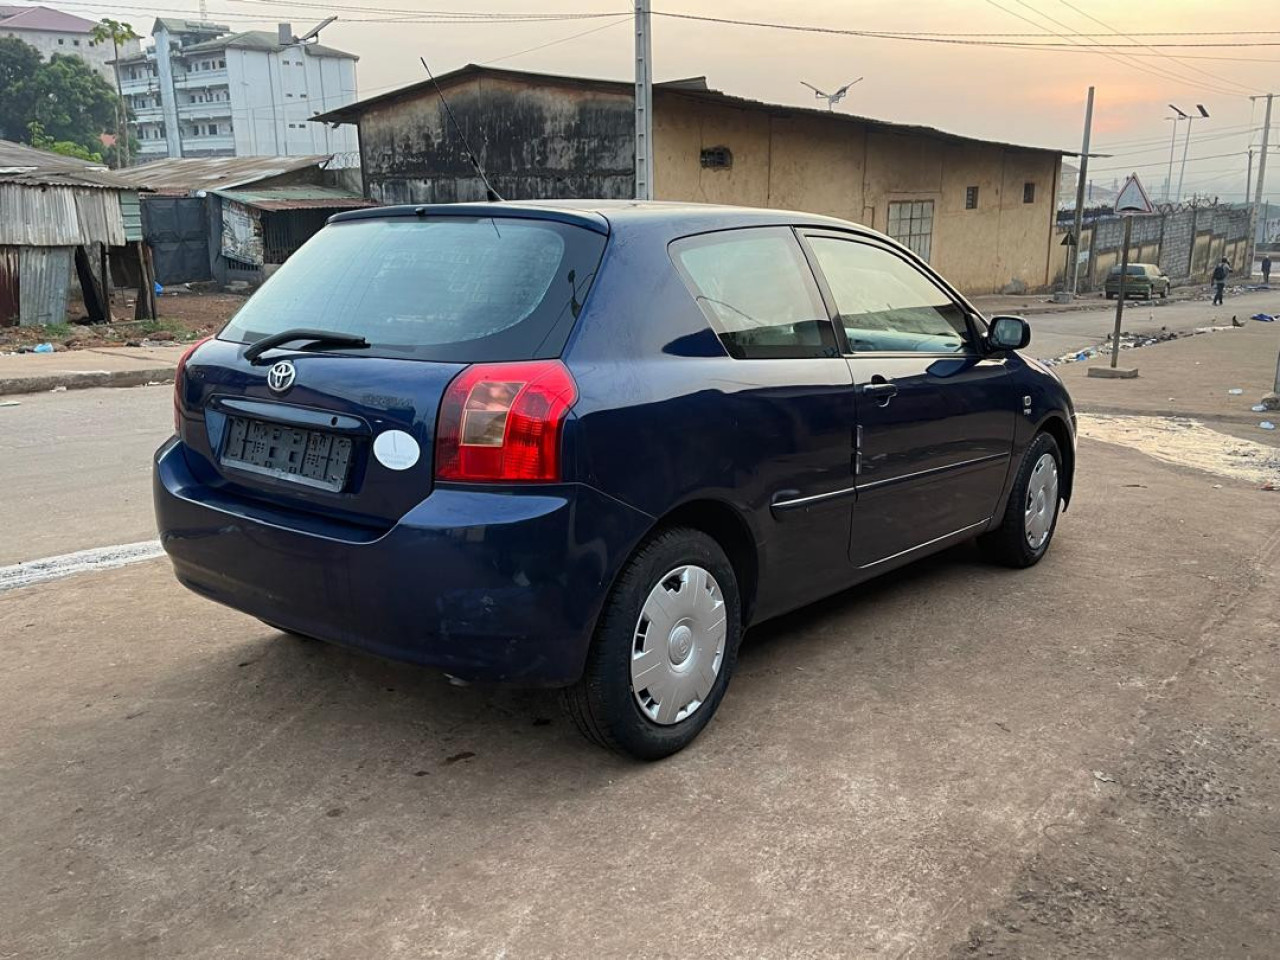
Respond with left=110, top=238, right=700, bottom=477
left=1172, top=104, right=1210, bottom=203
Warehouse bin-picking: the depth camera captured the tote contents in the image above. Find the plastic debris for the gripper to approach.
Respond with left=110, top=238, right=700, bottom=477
left=1254, top=404, right=1269, bottom=412
left=154, top=281, right=164, bottom=295
left=32, top=342, right=54, bottom=353
left=1252, top=313, right=1276, bottom=322
left=0, top=400, right=19, bottom=407
left=1261, top=422, right=1277, bottom=431
left=49, top=385, right=66, bottom=393
left=1229, top=388, right=1244, bottom=395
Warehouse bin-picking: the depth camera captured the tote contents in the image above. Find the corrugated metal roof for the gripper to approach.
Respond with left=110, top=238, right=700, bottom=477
left=111, top=155, right=334, bottom=194
left=0, top=168, right=142, bottom=191
left=211, top=185, right=374, bottom=211
left=313, top=63, right=1075, bottom=157
left=0, top=137, right=109, bottom=173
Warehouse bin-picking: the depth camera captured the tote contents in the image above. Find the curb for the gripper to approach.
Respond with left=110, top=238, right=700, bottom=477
left=0, top=367, right=176, bottom=397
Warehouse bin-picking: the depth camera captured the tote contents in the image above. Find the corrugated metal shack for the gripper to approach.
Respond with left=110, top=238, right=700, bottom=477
left=110, top=155, right=372, bottom=287
left=0, top=140, right=147, bottom=326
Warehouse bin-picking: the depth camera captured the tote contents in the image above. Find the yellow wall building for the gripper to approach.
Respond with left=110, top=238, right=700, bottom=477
left=317, top=66, right=1067, bottom=296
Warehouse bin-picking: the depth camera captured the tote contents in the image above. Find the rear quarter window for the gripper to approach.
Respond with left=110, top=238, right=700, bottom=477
left=669, top=227, right=837, bottom=360
left=219, top=216, right=606, bottom=363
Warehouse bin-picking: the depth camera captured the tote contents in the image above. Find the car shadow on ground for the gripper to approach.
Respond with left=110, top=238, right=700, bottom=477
left=162, top=538, right=1006, bottom=780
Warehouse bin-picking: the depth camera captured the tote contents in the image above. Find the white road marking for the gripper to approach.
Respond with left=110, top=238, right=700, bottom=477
left=0, top=541, right=165, bottom=594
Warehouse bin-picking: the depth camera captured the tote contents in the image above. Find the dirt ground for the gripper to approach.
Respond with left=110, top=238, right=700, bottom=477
left=0, top=287, right=245, bottom=351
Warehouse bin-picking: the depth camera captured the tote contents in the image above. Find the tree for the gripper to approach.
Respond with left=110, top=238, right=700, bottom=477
left=0, top=37, right=42, bottom=140
left=27, top=120, right=104, bottom=162
left=89, top=18, right=139, bottom=167
left=21, top=53, right=119, bottom=157
left=0, top=38, right=124, bottom=159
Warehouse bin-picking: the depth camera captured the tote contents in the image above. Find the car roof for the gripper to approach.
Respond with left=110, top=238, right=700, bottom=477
left=328, top=199, right=887, bottom=244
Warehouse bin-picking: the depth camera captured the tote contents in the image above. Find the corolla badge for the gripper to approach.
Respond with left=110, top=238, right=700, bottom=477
left=266, top=360, right=296, bottom=394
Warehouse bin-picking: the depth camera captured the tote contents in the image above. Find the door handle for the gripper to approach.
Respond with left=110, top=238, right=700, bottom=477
left=862, top=380, right=898, bottom=401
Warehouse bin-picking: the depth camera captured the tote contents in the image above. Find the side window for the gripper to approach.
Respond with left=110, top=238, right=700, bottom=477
left=806, top=237, right=972, bottom=354
left=670, top=227, right=836, bottom=360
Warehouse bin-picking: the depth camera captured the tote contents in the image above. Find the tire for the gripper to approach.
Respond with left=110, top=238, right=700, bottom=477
left=978, top=432, right=1063, bottom=569
left=1160, top=284, right=1169, bottom=299
left=563, top=527, right=742, bottom=760
left=1105, top=292, right=1115, bottom=300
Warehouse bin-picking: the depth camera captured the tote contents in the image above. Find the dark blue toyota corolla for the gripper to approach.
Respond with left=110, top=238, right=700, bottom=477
left=155, top=201, right=1075, bottom=759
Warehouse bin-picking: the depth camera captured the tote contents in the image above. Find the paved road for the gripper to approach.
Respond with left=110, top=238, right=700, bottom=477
left=1025, top=288, right=1277, bottom=361
left=0, top=384, right=172, bottom=565
left=3, top=390, right=1280, bottom=956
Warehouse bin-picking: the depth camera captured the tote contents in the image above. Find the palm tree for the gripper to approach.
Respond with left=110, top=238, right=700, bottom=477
left=90, top=18, right=139, bottom=167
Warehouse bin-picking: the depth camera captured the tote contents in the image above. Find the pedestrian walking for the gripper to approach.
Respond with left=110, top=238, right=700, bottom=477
left=1263, top=254, right=1272, bottom=285
left=1211, top=257, right=1231, bottom=305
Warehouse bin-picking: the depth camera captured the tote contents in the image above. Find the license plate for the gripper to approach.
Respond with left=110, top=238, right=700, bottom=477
left=221, top=416, right=354, bottom=492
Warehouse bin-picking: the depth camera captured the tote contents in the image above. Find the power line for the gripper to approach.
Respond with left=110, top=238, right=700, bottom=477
left=1052, top=0, right=1257, bottom=96
left=482, top=15, right=630, bottom=66
left=979, top=0, right=1247, bottom=97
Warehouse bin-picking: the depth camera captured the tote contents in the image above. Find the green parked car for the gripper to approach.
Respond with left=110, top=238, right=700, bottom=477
left=1105, top=263, right=1170, bottom=300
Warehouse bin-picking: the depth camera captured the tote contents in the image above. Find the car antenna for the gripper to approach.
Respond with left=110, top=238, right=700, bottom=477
left=420, top=57, right=504, bottom=203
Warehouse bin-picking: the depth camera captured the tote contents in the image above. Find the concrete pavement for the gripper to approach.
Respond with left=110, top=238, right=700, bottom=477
left=0, top=345, right=183, bottom=396
left=3, top=437, right=1279, bottom=958
left=0, top=385, right=172, bottom=565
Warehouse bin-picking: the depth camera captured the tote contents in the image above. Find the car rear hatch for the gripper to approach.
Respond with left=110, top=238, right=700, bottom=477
left=175, top=208, right=609, bottom=532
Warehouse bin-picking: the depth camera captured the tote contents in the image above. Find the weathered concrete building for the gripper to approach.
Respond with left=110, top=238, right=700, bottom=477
left=314, top=65, right=1068, bottom=295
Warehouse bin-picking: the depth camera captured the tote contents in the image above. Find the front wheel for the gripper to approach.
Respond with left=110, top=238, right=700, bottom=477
left=563, top=527, right=742, bottom=760
left=978, top=432, right=1063, bottom=568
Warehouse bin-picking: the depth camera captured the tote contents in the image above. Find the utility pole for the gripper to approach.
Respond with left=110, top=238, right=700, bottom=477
left=1064, top=86, right=1094, bottom=301
left=1246, top=148, right=1254, bottom=204
left=1248, top=93, right=1274, bottom=279
left=633, top=0, right=654, bottom=201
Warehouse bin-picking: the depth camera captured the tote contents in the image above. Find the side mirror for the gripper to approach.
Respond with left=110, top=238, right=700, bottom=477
left=989, top=315, right=1031, bottom=351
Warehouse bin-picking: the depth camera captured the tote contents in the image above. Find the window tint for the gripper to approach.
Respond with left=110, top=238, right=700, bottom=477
left=670, top=227, right=835, bottom=359
left=220, top=217, right=606, bottom=363
left=807, top=237, right=972, bottom=354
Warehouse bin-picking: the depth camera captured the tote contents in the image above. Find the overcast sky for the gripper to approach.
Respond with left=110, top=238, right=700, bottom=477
left=70, top=0, right=1275, bottom=200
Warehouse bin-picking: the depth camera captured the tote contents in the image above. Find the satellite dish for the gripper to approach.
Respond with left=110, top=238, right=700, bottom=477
left=800, top=78, right=863, bottom=111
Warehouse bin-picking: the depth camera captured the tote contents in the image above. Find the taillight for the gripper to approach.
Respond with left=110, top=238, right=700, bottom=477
left=436, top=360, right=577, bottom=482
left=173, top=337, right=211, bottom=433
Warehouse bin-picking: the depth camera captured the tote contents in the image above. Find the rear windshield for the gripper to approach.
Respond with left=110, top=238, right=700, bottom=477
left=219, top=216, right=607, bottom=362
left=1109, top=264, right=1150, bottom=276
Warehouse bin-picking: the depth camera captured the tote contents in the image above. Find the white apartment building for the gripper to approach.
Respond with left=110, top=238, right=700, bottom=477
left=0, top=4, right=139, bottom=82
left=117, top=19, right=359, bottom=162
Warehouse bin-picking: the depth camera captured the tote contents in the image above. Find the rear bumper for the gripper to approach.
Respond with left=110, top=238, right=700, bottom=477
left=153, top=438, right=653, bottom=684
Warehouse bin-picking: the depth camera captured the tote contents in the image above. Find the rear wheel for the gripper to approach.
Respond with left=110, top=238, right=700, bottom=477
left=979, top=432, right=1062, bottom=568
left=563, top=527, right=742, bottom=760
left=1105, top=292, right=1116, bottom=300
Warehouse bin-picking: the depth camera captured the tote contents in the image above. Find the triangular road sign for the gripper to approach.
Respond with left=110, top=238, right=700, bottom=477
left=1115, top=174, right=1156, bottom=216
left=1061, top=230, right=1077, bottom=246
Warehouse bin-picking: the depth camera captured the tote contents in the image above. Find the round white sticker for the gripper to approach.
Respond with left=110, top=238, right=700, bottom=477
left=372, top=430, right=420, bottom=471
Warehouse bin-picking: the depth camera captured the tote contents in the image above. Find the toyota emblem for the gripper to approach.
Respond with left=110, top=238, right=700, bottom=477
left=266, top=360, right=296, bottom=394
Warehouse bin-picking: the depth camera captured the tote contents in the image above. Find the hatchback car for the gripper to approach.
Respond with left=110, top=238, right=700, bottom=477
left=1104, top=262, right=1169, bottom=300
left=155, top=201, right=1076, bottom=760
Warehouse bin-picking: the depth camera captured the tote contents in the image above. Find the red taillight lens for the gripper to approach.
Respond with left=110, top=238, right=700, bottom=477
left=436, top=360, right=577, bottom=482
left=173, top=336, right=211, bottom=433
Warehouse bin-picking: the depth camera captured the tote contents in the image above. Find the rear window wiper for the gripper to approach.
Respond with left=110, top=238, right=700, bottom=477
left=243, top=329, right=370, bottom=365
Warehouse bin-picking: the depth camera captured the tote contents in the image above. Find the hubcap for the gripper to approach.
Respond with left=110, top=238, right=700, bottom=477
left=1024, top=452, right=1060, bottom=550
left=631, top=565, right=727, bottom=725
